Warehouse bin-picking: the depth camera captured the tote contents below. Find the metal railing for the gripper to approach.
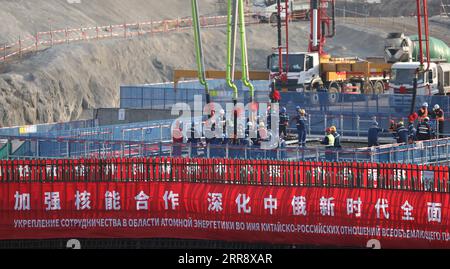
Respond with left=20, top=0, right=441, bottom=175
left=0, top=14, right=261, bottom=64
left=0, top=119, right=96, bottom=137
left=2, top=134, right=450, bottom=165
left=0, top=156, right=448, bottom=193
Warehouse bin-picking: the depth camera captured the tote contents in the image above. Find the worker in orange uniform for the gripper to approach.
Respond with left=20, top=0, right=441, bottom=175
left=430, top=104, right=445, bottom=138
left=417, top=102, right=429, bottom=122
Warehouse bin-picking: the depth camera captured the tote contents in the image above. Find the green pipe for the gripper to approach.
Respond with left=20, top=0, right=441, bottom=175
left=191, top=0, right=209, bottom=100
left=238, top=0, right=254, bottom=102
left=226, top=0, right=238, bottom=101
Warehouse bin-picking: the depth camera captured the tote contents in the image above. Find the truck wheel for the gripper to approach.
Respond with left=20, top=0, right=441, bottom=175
left=328, top=84, right=341, bottom=104
left=374, top=81, right=385, bottom=94
left=363, top=81, right=374, bottom=95
left=310, top=93, right=320, bottom=105
left=270, top=13, right=278, bottom=24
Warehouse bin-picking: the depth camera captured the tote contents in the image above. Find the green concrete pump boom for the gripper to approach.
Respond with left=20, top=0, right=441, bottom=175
left=226, top=0, right=239, bottom=103
left=226, top=0, right=256, bottom=139
left=238, top=0, right=254, bottom=102
left=191, top=0, right=210, bottom=104
left=226, top=0, right=255, bottom=103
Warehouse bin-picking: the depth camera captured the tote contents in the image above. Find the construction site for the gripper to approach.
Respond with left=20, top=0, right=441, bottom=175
left=0, top=0, right=449, bottom=250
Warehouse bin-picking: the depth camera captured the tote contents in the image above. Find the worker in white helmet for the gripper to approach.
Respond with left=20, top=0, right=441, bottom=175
left=430, top=104, right=445, bottom=138
left=417, top=102, right=429, bottom=122
left=291, top=109, right=308, bottom=147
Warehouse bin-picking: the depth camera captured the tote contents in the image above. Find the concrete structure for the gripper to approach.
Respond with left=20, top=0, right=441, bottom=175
left=93, top=108, right=177, bottom=126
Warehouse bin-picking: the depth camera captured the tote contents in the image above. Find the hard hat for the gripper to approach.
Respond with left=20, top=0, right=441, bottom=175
left=422, top=102, right=428, bottom=108
left=330, top=126, right=337, bottom=132
left=219, top=109, right=225, bottom=116
left=300, top=109, right=306, bottom=115
left=259, top=121, right=265, bottom=128
left=434, top=104, right=440, bottom=110
left=424, top=117, right=430, bottom=121
left=296, top=105, right=301, bottom=110
left=397, top=121, right=404, bottom=126
left=281, top=107, right=287, bottom=113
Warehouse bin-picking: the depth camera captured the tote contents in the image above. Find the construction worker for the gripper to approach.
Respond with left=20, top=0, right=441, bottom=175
left=417, top=102, right=429, bottom=122
left=393, top=121, right=409, bottom=144
left=388, top=119, right=397, bottom=133
left=172, top=120, right=183, bottom=157
left=291, top=108, right=308, bottom=147
left=330, top=126, right=341, bottom=149
left=279, top=107, right=289, bottom=137
left=321, top=128, right=335, bottom=147
left=408, top=120, right=417, bottom=144
left=317, top=82, right=328, bottom=112
left=368, top=121, right=384, bottom=147
left=240, top=123, right=253, bottom=158
left=258, top=121, right=269, bottom=142
left=321, top=127, right=335, bottom=161
left=269, top=87, right=281, bottom=103
left=219, top=109, right=226, bottom=134
left=187, top=121, right=201, bottom=157
left=408, top=112, right=419, bottom=141
left=430, top=104, right=444, bottom=138
left=279, top=135, right=287, bottom=160
left=416, top=117, right=434, bottom=141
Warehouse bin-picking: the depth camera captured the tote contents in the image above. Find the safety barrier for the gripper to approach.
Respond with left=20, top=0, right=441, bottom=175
left=0, top=119, right=96, bottom=137
left=120, top=80, right=271, bottom=110
left=0, top=156, right=448, bottom=192
left=0, top=14, right=261, bottom=64
left=0, top=157, right=449, bottom=248
left=2, top=133, right=450, bottom=165
left=120, top=84, right=450, bottom=137
left=6, top=119, right=173, bottom=142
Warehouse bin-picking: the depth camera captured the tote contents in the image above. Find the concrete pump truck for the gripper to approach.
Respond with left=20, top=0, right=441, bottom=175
left=267, top=0, right=392, bottom=105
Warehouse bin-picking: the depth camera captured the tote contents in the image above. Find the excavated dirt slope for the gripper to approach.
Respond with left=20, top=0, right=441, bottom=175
left=0, top=0, right=446, bottom=126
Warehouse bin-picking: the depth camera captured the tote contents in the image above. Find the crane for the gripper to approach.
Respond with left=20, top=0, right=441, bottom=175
left=269, top=0, right=290, bottom=103
left=308, top=0, right=335, bottom=55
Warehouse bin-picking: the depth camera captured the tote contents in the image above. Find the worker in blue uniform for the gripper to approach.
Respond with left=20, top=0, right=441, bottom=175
left=279, top=107, right=289, bottom=137
left=394, top=121, right=409, bottom=144
left=291, top=108, right=308, bottom=147
left=368, top=121, right=384, bottom=147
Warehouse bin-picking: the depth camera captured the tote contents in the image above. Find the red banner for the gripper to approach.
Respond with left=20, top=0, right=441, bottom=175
left=1, top=182, right=449, bottom=248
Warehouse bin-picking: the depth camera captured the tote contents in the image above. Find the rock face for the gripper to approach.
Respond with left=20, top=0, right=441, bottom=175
left=0, top=21, right=389, bottom=127
left=0, top=0, right=425, bottom=127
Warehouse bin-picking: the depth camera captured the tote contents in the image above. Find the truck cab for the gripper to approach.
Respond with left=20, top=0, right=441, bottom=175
left=252, top=0, right=291, bottom=22
left=267, top=52, right=320, bottom=91
left=388, top=62, right=439, bottom=111
left=252, top=0, right=309, bottom=22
